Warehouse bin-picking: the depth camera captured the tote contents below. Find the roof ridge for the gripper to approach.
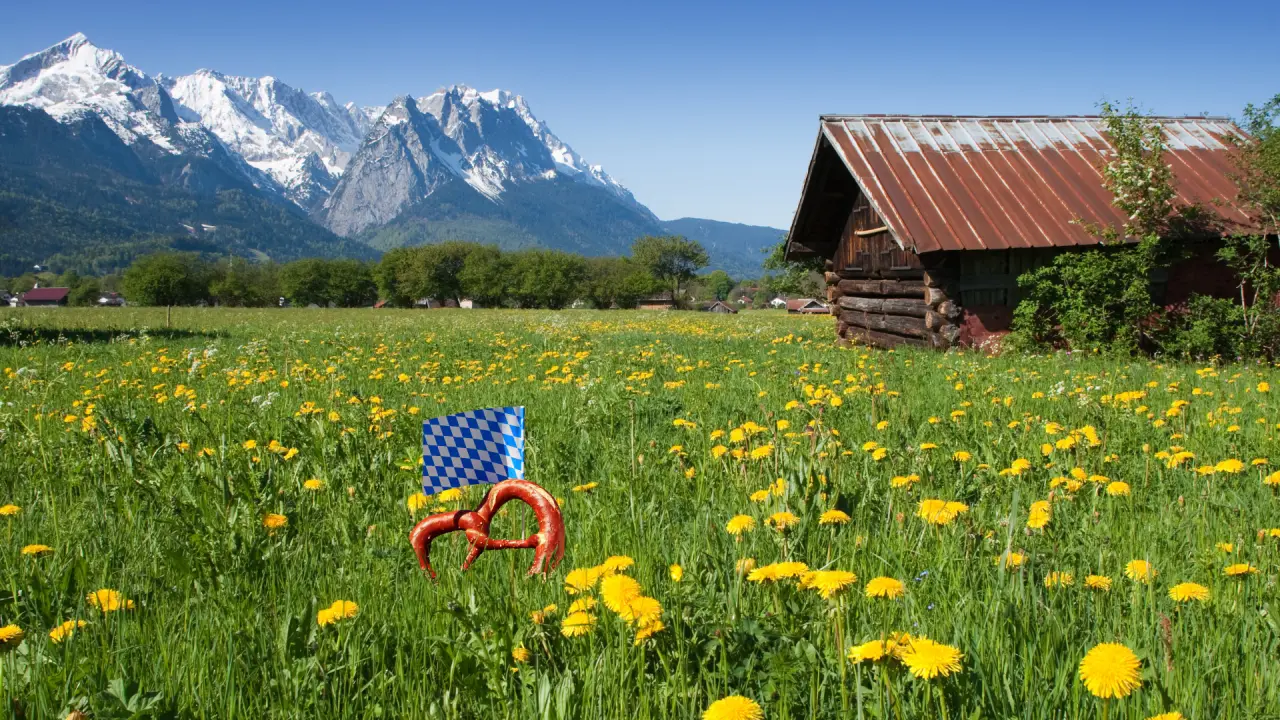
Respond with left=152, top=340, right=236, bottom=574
left=819, top=114, right=1234, bottom=122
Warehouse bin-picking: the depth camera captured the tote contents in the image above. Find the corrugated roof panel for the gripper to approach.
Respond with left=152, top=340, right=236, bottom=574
left=810, top=116, right=1251, bottom=253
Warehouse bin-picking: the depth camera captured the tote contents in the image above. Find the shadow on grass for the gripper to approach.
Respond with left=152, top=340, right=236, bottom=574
left=0, top=327, right=226, bottom=346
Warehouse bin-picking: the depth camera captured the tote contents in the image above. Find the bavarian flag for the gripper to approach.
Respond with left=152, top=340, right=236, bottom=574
left=422, top=406, right=525, bottom=495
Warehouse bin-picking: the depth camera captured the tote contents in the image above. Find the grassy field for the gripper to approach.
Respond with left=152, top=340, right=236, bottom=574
left=0, top=307, right=1276, bottom=719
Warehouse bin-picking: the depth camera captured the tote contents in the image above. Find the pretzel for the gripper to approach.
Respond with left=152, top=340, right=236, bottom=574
left=409, top=479, right=565, bottom=579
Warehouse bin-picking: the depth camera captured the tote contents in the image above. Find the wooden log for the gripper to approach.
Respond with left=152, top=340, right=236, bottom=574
left=824, top=272, right=840, bottom=286
left=925, top=286, right=950, bottom=306
left=840, top=326, right=928, bottom=348
left=936, top=300, right=961, bottom=320
left=835, top=279, right=926, bottom=298
left=839, top=310, right=929, bottom=338
left=837, top=296, right=929, bottom=318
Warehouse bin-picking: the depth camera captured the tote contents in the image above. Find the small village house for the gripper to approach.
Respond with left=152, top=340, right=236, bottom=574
left=637, top=292, right=677, bottom=310
left=785, top=115, right=1252, bottom=348
left=786, top=298, right=828, bottom=314
left=702, top=299, right=738, bottom=314
left=20, top=287, right=70, bottom=307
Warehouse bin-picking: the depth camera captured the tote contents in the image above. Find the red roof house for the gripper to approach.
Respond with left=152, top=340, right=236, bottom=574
left=21, top=287, right=70, bottom=306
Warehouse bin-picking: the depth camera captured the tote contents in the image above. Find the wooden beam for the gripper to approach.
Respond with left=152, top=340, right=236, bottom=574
left=839, top=310, right=929, bottom=338
left=835, top=279, right=926, bottom=298
left=837, top=296, right=929, bottom=318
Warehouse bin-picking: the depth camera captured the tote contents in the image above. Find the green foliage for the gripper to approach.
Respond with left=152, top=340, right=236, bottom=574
left=1235, top=95, right=1280, bottom=233
left=505, top=250, right=589, bottom=309
left=208, top=259, right=280, bottom=308
left=67, top=278, right=102, bottom=307
left=279, top=259, right=332, bottom=307
left=1009, top=103, right=1190, bottom=353
left=582, top=257, right=656, bottom=309
left=705, top=270, right=734, bottom=301
left=631, top=235, right=709, bottom=298
left=122, top=252, right=211, bottom=306
left=1152, top=295, right=1247, bottom=359
left=761, top=237, right=823, bottom=298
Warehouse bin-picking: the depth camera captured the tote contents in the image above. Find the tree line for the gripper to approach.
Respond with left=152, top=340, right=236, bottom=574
left=2, top=233, right=824, bottom=309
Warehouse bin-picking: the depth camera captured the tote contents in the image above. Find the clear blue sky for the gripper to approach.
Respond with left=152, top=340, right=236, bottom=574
left=4, top=0, right=1279, bottom=229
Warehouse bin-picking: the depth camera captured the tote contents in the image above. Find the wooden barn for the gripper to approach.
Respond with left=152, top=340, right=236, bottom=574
left=785, top=115, right=1252, bottom=348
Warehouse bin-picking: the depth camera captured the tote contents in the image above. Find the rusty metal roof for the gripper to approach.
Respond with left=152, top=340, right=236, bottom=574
left=788, top=115, right=1252, bottom=257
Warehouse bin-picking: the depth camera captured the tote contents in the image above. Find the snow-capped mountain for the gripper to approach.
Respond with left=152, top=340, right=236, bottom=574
left=1, top=34, right=776, bottom=276
left=0, top=33, right=279, bottom=193
left=322, top=84, right=652, bottom=237
left=159, top=70, right=375, bottom=207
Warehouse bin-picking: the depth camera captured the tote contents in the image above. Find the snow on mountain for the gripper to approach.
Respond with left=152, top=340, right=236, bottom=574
left=0, top=34, right=282, bottom=194
left=1, top=36, right=654, bottom=240
left=418, top=85, right=642, bottom=209
left=160, top=70, right=373, bottom=207
left=0, top=33, right=183, bottom=151
left=321, top=84, right=652, bottom=236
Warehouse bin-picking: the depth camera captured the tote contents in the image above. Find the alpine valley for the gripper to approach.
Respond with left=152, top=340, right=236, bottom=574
left=0, top=34, right=779, bottom=277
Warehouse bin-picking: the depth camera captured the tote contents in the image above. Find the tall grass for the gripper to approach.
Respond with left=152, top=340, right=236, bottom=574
left=0, top=307, right=1275, bottom=718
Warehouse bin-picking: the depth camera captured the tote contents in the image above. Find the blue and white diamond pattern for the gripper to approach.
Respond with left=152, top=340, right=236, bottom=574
left=422, top=406, right=524, bottom=495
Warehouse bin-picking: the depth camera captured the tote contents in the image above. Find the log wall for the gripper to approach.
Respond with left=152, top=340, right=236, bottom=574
left=825, top=201, right=962, bottom=349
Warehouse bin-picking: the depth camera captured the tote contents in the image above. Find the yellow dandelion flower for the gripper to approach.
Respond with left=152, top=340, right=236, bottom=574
left=726, top=515, right=757, bottom=536
left=1085, top=575, right=1113, bottom=591
left=669, top=564, right=684, bottom=582
left=599, top=555, right=635, bottom=574
left=1027, top=500, right=1052, bottom=530
left=1106, top=482, right=1131, bottom=497
left=1264, top=470, right=1280, bottom=486
left=511, top=646, right=530, bottom=664
left=21, top=544, right=53, bottom=557
left=567, top=597, right=597, bottom=614
left=572, top=482, right=599, bottom=493
left=952, top=451, right=972, bottom=462
left=1214, top=458, right=1245, bottom=474
left=819, top=509, right=850, bottom=525
left=735, top=558, right=756, bottom=575
left=564, top=567, right=602, bottom=595
left=303, top=478, right=325, bottom=491
left=0, top=505, right=20, bottom=516
left=1224, top=563, right=1258, bottom=577
left=899, top=637, right=964, bottom=679
left=317, top=600, right=358, bottom=627
left=1168, top=582, right=1210, bottom=602
left=600, top=574, right=643, bottom=614
left=702, top=696, right=763, bottom=720
left=798, top=570, right=857, bottom=599
left=262, top=513, right=288, bottom=531
left=765, top=511, right=799, bottom=530
left=1078, top=642, right=1142, bottom=699
left=1044, top=571, right=1074, bottom=588
left=865, top=576, right=905, bottom=599
left=747, top=561, right=809, bottom=584
left=916, top=499, right=969, bottom=526
left=997, top=551, right=1026, bottom=569
left=560, top=611, right=596, bottom=638
left=86, top=589, right=134, bottom=612
left=1125, top=560, right=1156, bottom=583
left=1147, top=713, right=1185, bottom=720
left=634, top=618, right=665, bottom=644
left=49, top=619, right=87, bottom=644
left=0, top=624, right=24, bottom=646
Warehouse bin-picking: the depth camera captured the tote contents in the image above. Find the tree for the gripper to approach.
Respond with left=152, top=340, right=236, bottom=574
left=375, top=248, right=416, bottom=308
left=122, top=252, right=210, bottom=306
left=762, top=236, right=823, bottom=298
left=506, top=250, right=587, bottom=309
left=459, top=245, right=510, bottom=308
left=401, top=242, right=478, bottom=304
left=631, top=235, right=709, bottom=299
left=68, top=278, right=101, bottom=306
left=705, top=270, right=734, bottom=301
left=279, top=259, right=332, bottom=307
left=583, top=257, right=655, bottom=309
left=210, top=259, right=279, bottom=307
left=326, top=260, right=378, bottom=307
